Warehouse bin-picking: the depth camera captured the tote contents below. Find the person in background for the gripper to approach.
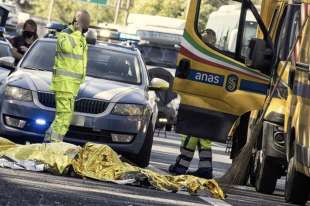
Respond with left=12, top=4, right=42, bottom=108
left=9, top=19, right=38, bottom=63
left=202, top=28, right=217, bottom=46
left=169, top=29, right=217, bottom=179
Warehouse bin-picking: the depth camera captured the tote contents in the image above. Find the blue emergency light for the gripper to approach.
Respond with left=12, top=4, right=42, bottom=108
left=35, top=118, right=47, bottom=126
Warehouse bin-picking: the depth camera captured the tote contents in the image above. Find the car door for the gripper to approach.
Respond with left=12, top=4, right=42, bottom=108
left=0, top=5, right=10, bottom=80
left=173, top=0, right=274, bottom=142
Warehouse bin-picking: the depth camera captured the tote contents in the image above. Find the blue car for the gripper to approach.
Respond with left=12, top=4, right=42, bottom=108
left=0, top=38, right=169, bottom=167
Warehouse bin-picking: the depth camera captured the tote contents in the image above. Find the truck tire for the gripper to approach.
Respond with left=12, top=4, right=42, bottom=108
left=132, top=124, right=154, bottom=168
left=255, top=154, right=278, bottom=194
left=285, top=157, right=310, bottom=205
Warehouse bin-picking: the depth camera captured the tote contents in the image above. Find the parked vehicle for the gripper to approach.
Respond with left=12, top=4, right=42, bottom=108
left=0, top=38, right=170, bottom=167
left=173, top=0, right=310, bottom=202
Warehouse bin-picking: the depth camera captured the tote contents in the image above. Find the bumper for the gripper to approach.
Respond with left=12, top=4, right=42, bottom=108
left=262, top=115, right=286, bottom=160
left=265, top=112, right=285, bottom=124
left=0, top=99, right=151, bottom=155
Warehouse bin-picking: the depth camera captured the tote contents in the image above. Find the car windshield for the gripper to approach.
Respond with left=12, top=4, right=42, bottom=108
left=21, top=41, right=142, bottom=84
left=138, top=44, right=178, bottom=68
left=0, top=42, right=12, bottom=57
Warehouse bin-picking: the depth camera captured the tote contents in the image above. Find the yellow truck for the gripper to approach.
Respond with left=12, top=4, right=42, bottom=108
left=173, top=0, right=310, bottom=203
left=284, top=5, right=310, bottom=204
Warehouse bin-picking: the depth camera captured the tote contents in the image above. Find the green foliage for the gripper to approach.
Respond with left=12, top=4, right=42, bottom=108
left=29, top=0, right=115, bottom=24
left=27, top=0, right=232, bottom=25
left=130, top=0, right=188, bottom=19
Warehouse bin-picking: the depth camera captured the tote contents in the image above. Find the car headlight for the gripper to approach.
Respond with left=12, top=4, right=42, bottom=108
left=112, top=104, right=145, bottom=116
left=5, top=86, right=33, bottom=102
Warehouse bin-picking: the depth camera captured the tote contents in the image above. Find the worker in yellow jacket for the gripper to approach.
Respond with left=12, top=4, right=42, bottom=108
left=44, top=10, right=90, bottom=142
left=169, top=135, right=213, bottom=179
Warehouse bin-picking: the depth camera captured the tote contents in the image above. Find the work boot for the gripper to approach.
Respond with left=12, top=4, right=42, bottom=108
left=168, top=164, right=187, bottom=175
left=187, top=168, right=213, bottom=179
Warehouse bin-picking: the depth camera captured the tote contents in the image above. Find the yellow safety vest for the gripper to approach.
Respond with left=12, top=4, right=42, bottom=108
left=50, top=26, right=88, bottom=95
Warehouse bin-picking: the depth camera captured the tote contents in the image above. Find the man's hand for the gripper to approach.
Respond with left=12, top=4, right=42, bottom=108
left=19, top=46, right=28, bottom=53
left=74, top=21, right=83, bottom=33
left=11, top=48, right=23, bottom=62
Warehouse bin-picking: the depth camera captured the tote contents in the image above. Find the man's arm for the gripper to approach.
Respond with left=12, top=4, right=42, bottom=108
left=11, top=47, right=24, bottom=61
left=9, top=37, right=26, bottom=62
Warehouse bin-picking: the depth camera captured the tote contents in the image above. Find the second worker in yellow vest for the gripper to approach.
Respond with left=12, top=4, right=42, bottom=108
left=44, top=10, right=90, bottom=142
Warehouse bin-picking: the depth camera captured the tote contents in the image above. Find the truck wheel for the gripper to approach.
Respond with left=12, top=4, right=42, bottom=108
left=255, top=153, right=278, bottom=194
left=132, top=124, right=154, bottom=168
left=285, top=157, right=310, bottom=205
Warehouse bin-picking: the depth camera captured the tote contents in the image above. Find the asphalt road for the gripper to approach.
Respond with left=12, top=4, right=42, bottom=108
left=0, top=131, right=309, bottom=206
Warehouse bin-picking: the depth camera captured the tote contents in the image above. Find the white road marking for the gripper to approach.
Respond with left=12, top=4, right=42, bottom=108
left=199, top=196, right=232, bottom=206
left=154, top=136, right=181, bottom=145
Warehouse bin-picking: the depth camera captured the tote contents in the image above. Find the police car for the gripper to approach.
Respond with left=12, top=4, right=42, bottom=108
left=0, top=35, right=169, bottom=167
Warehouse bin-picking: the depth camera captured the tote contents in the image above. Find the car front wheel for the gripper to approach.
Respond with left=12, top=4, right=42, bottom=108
left=130, top=123, right=154, bottom=168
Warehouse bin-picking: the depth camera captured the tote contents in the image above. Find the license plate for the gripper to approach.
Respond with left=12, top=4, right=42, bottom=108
left=71, top=115, right=85, bottom=127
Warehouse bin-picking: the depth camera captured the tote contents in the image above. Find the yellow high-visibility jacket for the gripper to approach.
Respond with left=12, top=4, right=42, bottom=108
left=50, top=25, right=88, bottom=96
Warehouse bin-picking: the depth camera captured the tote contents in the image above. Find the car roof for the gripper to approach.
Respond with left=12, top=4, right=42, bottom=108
left=39, top=38, right=139, bottom=55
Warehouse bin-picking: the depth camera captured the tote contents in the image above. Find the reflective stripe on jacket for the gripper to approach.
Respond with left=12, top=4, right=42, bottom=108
left=50, top=25, right=88, bottom=95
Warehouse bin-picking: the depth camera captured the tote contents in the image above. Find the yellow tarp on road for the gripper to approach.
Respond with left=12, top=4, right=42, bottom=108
left=0, top=137, right=224, bottom=199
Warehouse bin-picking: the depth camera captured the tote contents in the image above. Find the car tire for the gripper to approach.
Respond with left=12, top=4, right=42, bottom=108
left=285, top=157, right=310, bottom=205
left=255, top=154, right=278, bottom=194
left=132, top=124, right=154, bottom=168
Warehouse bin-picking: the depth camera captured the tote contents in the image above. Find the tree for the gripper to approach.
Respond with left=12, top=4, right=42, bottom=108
left=130, top=0, right=187, bottom=19
left=28, top=0, right=115, bottom=25
left=26, top=0, right=233, bottom=25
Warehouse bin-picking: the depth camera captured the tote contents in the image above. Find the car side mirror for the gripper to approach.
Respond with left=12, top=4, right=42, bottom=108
left=0, top=56, right=15, bottom=74
left=149, top=78, right=170, bottom=91
left=245, top=38, right=274, bottom=75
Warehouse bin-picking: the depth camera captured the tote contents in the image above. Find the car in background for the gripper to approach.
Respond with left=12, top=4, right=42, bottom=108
left=137, top=42, right=180, bottom=131
left=0, top=36, right=13, bottom=80
left=1, top=3, right=18, bottom=36
left=0, top=38, right=12, bottom=58
left=0, top=38, right=169, bottom=167
left=137, top=42, right=179, bottom=75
